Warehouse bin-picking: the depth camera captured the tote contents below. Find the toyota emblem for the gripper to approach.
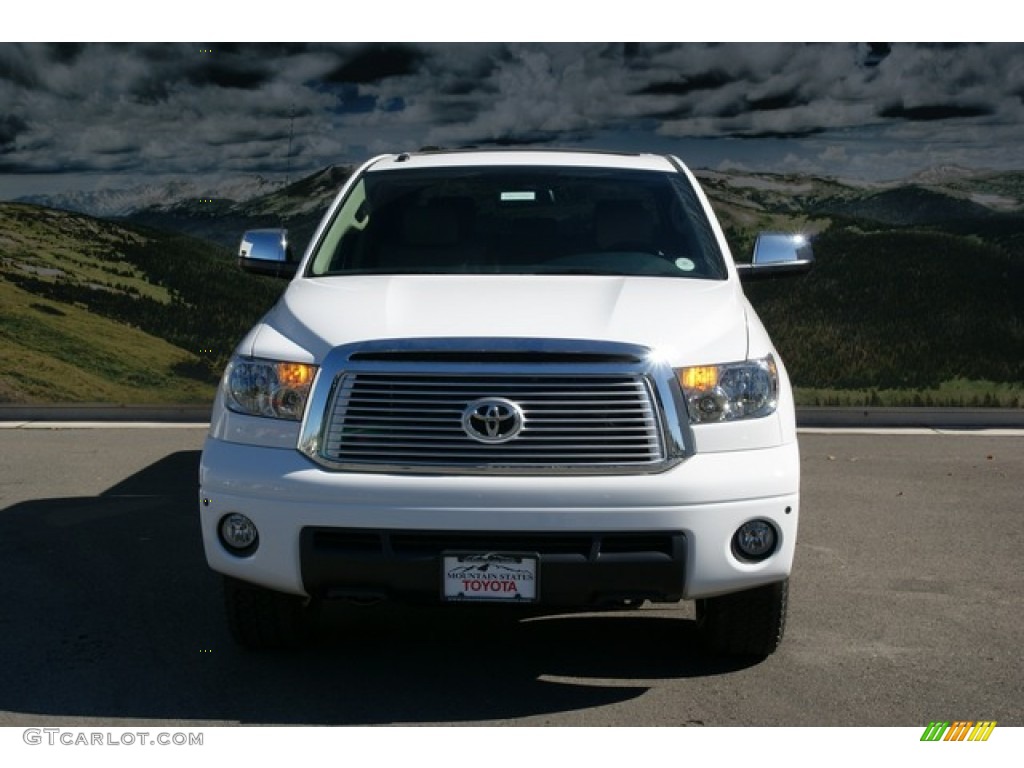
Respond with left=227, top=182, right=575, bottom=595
left=461, top=398, right=525, bottom=444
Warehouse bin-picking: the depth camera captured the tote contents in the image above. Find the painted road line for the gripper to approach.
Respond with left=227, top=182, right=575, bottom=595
left=798, top=427, right=1024, bottom=437
left=3, top=422, right=1024, bottom=438
left=0, top=422, right=210, bottom=429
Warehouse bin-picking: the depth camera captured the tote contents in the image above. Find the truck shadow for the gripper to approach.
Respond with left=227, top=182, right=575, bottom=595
left=0, top=450, right=758, bottom=725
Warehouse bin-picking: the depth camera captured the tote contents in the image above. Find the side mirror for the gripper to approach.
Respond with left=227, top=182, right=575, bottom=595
left=736, top=233, right=814, bottom=281
left=238, top=229, right=298, bottom=278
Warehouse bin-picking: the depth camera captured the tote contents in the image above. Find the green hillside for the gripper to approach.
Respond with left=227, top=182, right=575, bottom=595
left=813, top=186, right=999, bottom=227
left=685, top=168, right=1024, bottom=406
left=0, top=203, right=283, bottom=403
left=0, top=277, right=210, bottom=403
left=3, top=164, right=1023, bottom=408
left=745, top=225, right=1023, bottom=404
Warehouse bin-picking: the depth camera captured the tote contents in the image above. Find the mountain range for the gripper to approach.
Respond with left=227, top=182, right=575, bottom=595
left=16, top=163, right=1024, bottom=254
left=16, top=174, right=287, bottom=220
left=1, top=163, right=1022, bottom=405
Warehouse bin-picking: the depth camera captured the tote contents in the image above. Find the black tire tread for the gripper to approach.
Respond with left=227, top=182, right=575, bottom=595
left=696, top=579, right=788, bottom=658
left=223, top=576, right=317, bottom=650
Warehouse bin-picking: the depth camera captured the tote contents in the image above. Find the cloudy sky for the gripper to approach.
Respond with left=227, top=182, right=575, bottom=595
left=2, top=41, right=1023, bottom=198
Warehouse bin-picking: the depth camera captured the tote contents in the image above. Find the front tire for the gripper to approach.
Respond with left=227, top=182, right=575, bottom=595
left=223, top=577, right=319, bottom=650
left=695, top=579, right=788, bottom=658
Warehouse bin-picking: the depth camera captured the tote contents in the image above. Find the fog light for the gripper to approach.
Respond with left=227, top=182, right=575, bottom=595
left=219, top=513, right=259, bottom=554
left=733, top=520, right=777, bottom=561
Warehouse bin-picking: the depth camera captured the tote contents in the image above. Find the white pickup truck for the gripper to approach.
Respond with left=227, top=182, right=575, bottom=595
left=200, top=149, right=812, bottom=657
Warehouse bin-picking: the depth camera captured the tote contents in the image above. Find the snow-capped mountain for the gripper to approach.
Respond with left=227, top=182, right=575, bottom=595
left=121, top=166, right=354, bottom=252
left=16, top=174, right=287, bottom=218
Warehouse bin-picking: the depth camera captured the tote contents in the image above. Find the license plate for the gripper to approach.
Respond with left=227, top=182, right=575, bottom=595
left=442, top=552, right=539, bottom=603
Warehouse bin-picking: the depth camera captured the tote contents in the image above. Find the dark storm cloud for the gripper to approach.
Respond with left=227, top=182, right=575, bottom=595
left=878, top=103, right=995, bottom=121
left=203, top=125, right=293, bottom=147
left=0, top=154, right=107, bottom=174
left=210, top=42, right=311, bottom=57
left=185, top=58, right=273, bottom=90
left=324, top=44, right=425, bottom=84
left=438, top=75, right=498, bottom=97
left=45, top=42, right=87, bottom=65
left=862, top=43, right=892, bottom=67
left=731, top=127, right=827, bottom=140
left=0, top=115, right=28, bottom=149
left=633, top=70, right=735, bottom=97
left=427, top=43, right=855, bottom=144
left=2, top=41, right=1023, bottom=192
left=0, top=43, right=346, bottom=178
left=429, top=100, right=481, bottom=126
left=487, top=133, right=571, bottom=147
left=0, top=44, right=42, bottom=88
left=747, top=90, right=808, bottom=113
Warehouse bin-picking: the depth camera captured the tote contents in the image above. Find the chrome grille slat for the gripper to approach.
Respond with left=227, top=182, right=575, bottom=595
left=329, top=451, right=660, bottom=459
left=330, top=439, right=661, bottom=448
left=319, top=370, right=664, bottom=471
left=341, top=398, right=646, bottom=405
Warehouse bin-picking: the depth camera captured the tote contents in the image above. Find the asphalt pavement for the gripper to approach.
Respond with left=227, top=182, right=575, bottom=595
left=0, top=426, right=1021, bottom=726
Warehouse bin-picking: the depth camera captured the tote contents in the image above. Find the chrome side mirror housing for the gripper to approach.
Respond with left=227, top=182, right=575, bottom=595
left=238, top=229, right=298, bottom=278
left=736, top=233, right=814, bottom=281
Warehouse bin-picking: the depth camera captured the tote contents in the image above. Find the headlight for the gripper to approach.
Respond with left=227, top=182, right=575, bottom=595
left=223, top=358, right=317, bottom=420
left=676, top=355, right=778, bottom=424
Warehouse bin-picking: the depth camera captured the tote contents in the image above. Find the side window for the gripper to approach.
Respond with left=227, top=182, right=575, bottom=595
left=309, top=179, right=369, bottom=275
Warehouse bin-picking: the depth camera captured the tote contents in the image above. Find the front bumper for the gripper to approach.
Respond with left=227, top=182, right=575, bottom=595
left=199, top=435, right=800, bottom=602
left=300, top=527, right=688, bottom=606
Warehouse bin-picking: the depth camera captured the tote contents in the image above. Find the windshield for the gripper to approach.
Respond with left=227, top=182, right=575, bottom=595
left=307, top=165, right=727, bottom=279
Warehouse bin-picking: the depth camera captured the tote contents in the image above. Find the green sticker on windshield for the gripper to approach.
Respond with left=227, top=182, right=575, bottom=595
left=501, top=191, right=536, bottom=201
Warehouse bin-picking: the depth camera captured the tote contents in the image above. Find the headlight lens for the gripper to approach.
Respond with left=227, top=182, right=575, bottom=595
left=224, top=358, right=317, bottom=420
left=676, top=355, right=778, bottom=423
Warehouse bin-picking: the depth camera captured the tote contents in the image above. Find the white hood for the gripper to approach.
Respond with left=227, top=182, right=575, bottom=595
left=245, top=275, right=750, bottom=367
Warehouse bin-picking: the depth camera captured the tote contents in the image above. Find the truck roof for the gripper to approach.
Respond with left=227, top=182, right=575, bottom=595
left=366, top=148, right=682, bottom=174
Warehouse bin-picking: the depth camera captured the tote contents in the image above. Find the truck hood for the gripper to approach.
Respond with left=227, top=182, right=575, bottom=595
left=245, top=275, right=750, bottom=367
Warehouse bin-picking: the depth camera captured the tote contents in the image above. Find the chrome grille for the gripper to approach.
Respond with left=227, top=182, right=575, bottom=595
left=320, top=372, right=664, bottom=471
